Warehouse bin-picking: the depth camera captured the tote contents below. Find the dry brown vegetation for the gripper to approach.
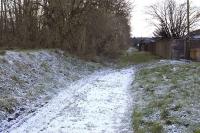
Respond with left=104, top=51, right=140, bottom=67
left=0, top=0, right=131, bottom=58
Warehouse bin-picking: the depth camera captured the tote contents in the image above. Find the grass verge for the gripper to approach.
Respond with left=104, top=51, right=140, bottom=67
left=132, top=62, right=200, bottom=133
left=119, top=51, right=160, bottom=66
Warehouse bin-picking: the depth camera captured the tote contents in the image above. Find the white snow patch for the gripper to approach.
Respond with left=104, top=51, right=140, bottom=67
left=6, top=68, right=135, bottom=133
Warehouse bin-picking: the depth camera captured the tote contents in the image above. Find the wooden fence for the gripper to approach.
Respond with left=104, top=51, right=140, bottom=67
left=190, top=40, right=200, bottom=61
left=143, top=39, right=200, bottom=61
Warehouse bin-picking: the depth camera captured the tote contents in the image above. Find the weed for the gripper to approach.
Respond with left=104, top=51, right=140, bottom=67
left=161, top=109, right=170, bottom=120
left=35, top=84, right=46, bottom=94
left=26, top=84, right=46, bottom=99
left=11, top=75, right=24, bottom=85
left=143, top=108, right=154, bottom=116
left=194, top=128, right=200, bottom=133
left=26, top=90, right=34, bottom=98
left=135, top=128, right=146, bottom=133
left=171, top=78, right=178, bottom=85
left=150, top=122, right=163, bottom=133
left=165, top=117, right=179, bottom=125
left=0, top=98, right=17, bottom=113
left=0, top=50, right=6, bottom=55
left=149, top=99, right=170, bottom=109
left=171, top=104, right=182, bottom=111
left=41, top=62, right=50, bottom=72
left=133, top=109, right=144, bottom=133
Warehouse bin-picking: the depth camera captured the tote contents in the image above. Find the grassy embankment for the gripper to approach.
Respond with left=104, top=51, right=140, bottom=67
left=0, top=49, right=102, bottom=119
left=132, top=62, right=200, bottom=133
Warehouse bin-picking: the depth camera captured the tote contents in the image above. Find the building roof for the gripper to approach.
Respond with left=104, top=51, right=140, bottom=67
left=191, top=29, right=200, bottom=39
left=132, top=37, right=156, bottom=45
left=193, top=35, right=200, bottom=39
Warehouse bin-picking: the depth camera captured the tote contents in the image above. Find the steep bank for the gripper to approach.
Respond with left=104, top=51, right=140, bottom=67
left=0, top=49, right=102, bottom=131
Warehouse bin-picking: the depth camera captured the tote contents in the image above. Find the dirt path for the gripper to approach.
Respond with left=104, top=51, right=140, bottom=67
left=6, top=68, right=135, bottom=133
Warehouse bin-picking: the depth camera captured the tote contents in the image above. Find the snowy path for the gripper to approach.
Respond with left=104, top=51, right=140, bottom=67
left=6, top=68, right=135, bottom=133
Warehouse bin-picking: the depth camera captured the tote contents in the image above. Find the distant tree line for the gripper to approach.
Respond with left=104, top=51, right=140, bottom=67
left=0, top=0, right=131, bottom=57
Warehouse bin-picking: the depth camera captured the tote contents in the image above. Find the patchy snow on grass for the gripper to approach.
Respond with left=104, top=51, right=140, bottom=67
left=5, top=68, right=135, bottom=133
left=0, top=49, right=102, bottom=132
left=132, top=61, right=200, bottom=133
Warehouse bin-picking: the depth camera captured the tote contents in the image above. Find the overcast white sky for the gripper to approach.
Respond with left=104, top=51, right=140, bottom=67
left=130, top=0, right=200, bottom=37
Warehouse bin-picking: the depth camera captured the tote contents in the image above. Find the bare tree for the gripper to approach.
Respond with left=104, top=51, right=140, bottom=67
left=0, top=0, right=132, bottom=58
left=197, top=12, right=200, bottom=18
left=148, top=0, right=200, bottom=39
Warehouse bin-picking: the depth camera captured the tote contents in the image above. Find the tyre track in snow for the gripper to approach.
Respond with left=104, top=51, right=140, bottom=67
left=6, top=68, right=135, bottom=133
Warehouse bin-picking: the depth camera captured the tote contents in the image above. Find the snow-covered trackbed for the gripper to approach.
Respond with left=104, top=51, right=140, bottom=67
left=6, top=68, right=135, bottom=133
